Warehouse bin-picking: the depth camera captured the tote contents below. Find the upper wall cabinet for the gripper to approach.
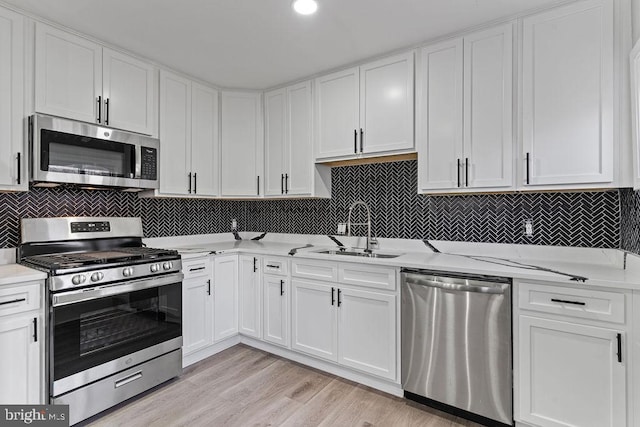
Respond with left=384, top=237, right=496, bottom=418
left=158, top=70, right=219, bottom=197
left=264, top=81, right=330, bottom=198
left=630, top=40, right=640, bottom=190
left=521, top=0, right=613, bottom=188
left=417, top=24, right=513, bottom=193
left=35, top=23, right=157, bottom=135
left=315, top=52, right=414, bottom=161
left=220, top=91, right=263, bottom=197
left=0, top=6, right=26, bottom=191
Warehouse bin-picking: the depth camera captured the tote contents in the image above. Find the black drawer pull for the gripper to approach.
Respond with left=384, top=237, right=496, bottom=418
left=33, top=317, right=37, bottom=342
left=280, top=280, right=284, bottom=296
left=266, top=264, right=280, bottom=269
left=331, top=287, right=335, bottom=306
left=0, top=298, right=26, bottom=306
left=189, top=267, right=206, bottom=272
left=551, top=298, right=586, bottom=306
left=617, top=333, right=622, bottom=363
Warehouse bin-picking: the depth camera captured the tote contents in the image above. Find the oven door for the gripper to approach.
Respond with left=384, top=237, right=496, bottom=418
left=50, top=273, right=182, bottom=397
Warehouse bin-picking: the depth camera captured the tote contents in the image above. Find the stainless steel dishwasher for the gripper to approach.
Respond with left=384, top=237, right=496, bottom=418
left=401, top=268, right=512, bottom=427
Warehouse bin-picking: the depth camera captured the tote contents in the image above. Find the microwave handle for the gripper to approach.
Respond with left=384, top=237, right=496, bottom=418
left=134, top=145, right=141, bottom=179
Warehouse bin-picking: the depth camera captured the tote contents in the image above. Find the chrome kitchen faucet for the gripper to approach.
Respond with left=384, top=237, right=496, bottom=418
left=347, top=200, right=377, bottom=252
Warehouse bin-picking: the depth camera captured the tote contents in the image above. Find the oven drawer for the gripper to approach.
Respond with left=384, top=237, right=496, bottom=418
left=518, top=281, right=626, bottom=324
left=182, top=257, right=211, bottom=280
left=0, top=282, right=40, bottom=317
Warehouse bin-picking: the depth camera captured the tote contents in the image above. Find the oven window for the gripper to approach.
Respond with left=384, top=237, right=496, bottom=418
left=40, top=129, right=135, bottom=178
left=53, top=283, right=181, bottom=381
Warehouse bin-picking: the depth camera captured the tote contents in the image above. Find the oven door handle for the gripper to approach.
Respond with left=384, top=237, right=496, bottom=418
left=52, top=273, right=184, bottom=307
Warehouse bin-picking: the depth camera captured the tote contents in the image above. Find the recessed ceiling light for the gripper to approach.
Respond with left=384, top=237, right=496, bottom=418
left=292, top=0, right=318, bottom=15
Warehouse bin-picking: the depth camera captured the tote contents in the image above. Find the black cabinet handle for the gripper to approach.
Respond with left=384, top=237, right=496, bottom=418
left=266, top=264, right=280, bottom=269
left=354, top=129, right=357, bottom=153
left=465, top=158, right=469, bottom=187
left=16, top=152, right=21, bottom=185
left=359, top=128, right=363, bottom=153
left=457, top=159, right=461, bottom=187
left=105, top=98, right=110, bottom=125
left=188, top=172, right=192, bottom=194
left=285, top=173, right=289, bottom=194
left=193, top=173, right=197, bottom=194
left=0, top=298, right=26, bottom=306
left=189, top=266, right=206, bottom=272
left=281, top=174, right=284, bottom=194
left=331, top=287, right=335, bottom=306
left=550, top=298, right=586, bottom=306
left=617, top=333, right=622, bottom=363
left=97, top=96, right=102, bottom=123
left=526, top=152, right=530, bottom=184
left=33, top=317, right=37, bottom=342
left=207, top=279, right=211, bottom=296
left=280, top=280, right=284, bottom=296
left=253, top=257, right=257, bottom=273
left=337, top=289, right=342, bottom=307
left=257, top=176, right=260, bottom=196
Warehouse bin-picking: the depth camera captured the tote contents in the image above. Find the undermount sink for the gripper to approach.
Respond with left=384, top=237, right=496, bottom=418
left=315, top=249, right=402, bottom=259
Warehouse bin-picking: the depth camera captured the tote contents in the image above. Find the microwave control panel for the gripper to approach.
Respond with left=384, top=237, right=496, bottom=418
left=140, top=147, right=158, bottom=180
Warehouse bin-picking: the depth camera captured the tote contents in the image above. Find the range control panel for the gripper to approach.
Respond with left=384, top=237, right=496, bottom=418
left=70, top=221, right=111, bottom=233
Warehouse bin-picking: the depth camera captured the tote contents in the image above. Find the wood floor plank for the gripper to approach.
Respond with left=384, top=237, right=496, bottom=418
left=85, top=345, right=488, bottom=427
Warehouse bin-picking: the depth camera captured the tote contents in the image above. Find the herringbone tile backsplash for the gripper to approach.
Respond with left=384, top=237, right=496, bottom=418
left=0, top=160, right=628, bottom=251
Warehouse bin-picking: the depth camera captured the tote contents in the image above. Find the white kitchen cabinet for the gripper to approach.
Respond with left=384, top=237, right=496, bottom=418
left=158, top=70, right=219, bottom=197
left=291, top=279, right=337, bottom=361
left=315, top=52, right=414, bottom=160
left=238, top=255, right=261, bottom=338
left=418, top=23, right=513, bottom=193
left=265, top=81, right=330, bottom=197
left=220, top=91, right=263, bottom=197
left=263, top=275, right=289, bottom=347
left=0, top=280, right=44, bottom=404
left=213, top=255, right=238, bottom=342
left=521, top=0, right=613, bottom=187
left=337, top=287, right=396, bottom=380
left=182, top=257, right=213, bottom=356
left=0, top=6, right=25, bottom=191
left=518, top=315, right=625, bottom=427
left=629, top=40, right=640, bottom=190
left=35, top=23, right=156, bottom=135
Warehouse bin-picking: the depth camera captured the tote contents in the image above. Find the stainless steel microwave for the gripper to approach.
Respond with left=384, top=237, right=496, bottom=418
left=29, top=114, right=159, bottom=189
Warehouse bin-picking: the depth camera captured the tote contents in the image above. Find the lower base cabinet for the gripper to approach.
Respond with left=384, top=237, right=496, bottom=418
left=0, top=314, right=42, bottom=403
left=291, top=279, right=337, bottom=361
left=238, top=255, right=261, bottom=338
left=182, top=270, right=213, bottom=355
left=263, top=275, right=289, bottom=347
left=213, top=255, right=238, bottom=342
left=518, top=315, right=626, bottom=427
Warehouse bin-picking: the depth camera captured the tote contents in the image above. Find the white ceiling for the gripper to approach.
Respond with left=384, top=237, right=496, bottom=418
left=6, top=0, right=569, bottom=89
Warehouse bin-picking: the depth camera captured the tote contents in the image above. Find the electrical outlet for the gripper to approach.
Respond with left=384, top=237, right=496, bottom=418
left=337, top=223, right=346, bottom=235
left=524, top=219, right=533, bottom=237
left=231, top=219, right=237, bottom=230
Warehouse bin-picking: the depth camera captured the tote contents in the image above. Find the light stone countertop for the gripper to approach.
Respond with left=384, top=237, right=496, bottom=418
left=0, top=264, right=47, bottom=286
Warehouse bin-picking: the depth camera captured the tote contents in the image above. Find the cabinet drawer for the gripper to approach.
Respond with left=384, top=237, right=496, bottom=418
left=518, top=282, right=625, bottom=324
left=338, top=263, right=397, bottom=291
left=263, top=257, right=289, bottom=276
left=291, top=260, right=338, bottom=282
left=0, top=283, right=41, bottom=317
left=182, top=257, right=211, bottom=279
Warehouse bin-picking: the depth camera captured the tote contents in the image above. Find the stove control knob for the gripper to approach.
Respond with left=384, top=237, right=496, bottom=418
left=122, top=267, right=134, bottom=277
left=72, top=274, right=86, bottom=285
left=162, top=262, right=173, bottom=271
left=91, top=272, right=104, bottom=282
left=150, top=264, right=160, bottom=273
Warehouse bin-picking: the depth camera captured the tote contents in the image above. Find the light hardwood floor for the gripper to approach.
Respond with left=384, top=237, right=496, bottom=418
left=84, top=344, right=481, bottom=427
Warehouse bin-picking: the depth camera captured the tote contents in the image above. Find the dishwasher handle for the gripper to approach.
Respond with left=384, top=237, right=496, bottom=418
left=403, top=275, right=508, bottom=294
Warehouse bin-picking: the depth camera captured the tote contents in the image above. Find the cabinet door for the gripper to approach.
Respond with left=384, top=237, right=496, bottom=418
left=630, top=42, right=640, bottom=190
left=337, top=287, right=396, bottom=380
left=220, top=92, right=262, bottom=196
left=360, top=52, right=414, bottom=155
left=518, top=316, right=625, bottom=427
left=287, top=81, right=313, bottom=195
left=264, top=88, right=287, bottom=196
left=291, top=279, right=337, bottom=362
left=522, top=0, right=613, bottom=186
left=0, top=7, right=24, bottom=189
left=159, top=70, right=191, bottom=195
left=315, top=67, right=359, bottom=159
left=35, top=23, right=102, bottom=124
left=102, top=48, right=156, bottom=135
left=463, top=24, right=513, bottom=189
left=417, top=39, right=464, bottom=191
left=182, top=277, right=212, bottom=355
left=213, top=255, right=238, bottom=342
left=263, top=275, right=289, bottom=347
left=191, top=83, right=219, bottom=196
left=238, top=255, right=261, bottom=338
left=0, top=314, right=41, bottom=404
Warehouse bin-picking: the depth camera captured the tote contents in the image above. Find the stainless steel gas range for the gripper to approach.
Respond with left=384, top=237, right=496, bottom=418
left=19, top=217, right=183, bottom=425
